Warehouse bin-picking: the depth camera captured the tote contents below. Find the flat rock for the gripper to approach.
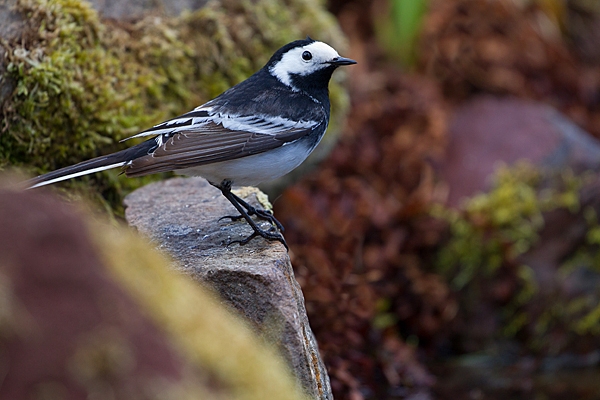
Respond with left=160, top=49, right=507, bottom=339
left=124, top=177, right=332, bottom=400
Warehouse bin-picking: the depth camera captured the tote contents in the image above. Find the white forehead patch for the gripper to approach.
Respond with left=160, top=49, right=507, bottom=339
left=269, top=41, right=341, bottom=89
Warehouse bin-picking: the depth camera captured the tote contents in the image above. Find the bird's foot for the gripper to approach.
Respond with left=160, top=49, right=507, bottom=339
left=252, top=208, right=285, bottom=233
left=228, top=228, right=288, bottom=251
left=219, top=205, right=284, bottom=233
left=218, top=182, right=288, bottom=250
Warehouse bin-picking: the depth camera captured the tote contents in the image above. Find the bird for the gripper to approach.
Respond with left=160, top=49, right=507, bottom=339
left=27, top=37, right=356, bottom=249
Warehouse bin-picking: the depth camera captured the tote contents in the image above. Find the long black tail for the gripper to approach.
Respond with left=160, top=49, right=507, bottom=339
left=27, top=139, right=157, bottom=189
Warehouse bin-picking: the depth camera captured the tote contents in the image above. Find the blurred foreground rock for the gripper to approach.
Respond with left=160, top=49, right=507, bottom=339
left=0, top=182, right=307, bottom=400
left=124, top=177, right=332, bottom=400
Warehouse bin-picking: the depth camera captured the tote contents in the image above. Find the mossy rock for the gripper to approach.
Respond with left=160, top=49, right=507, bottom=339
left=0, top=0, right=350, bottom=215
left=0, top=182, right=309, bottom=399
left=433, top=162, right=600, bottom=353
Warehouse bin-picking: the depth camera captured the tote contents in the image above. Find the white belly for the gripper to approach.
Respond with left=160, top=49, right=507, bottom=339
left=178, top=142, right=312, bottom=187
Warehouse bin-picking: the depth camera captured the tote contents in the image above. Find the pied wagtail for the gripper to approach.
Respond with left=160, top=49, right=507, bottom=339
left=27, top=37, right=356, bottom=249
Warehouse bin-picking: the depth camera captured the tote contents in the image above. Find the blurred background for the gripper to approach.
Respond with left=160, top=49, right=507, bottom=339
left=4, top=0, right=600, bottom=399
left=275, top=0, right=600, bottom=399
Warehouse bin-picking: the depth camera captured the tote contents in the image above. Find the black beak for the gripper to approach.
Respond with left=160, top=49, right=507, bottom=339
left=327, top=56, right=357, bottom=66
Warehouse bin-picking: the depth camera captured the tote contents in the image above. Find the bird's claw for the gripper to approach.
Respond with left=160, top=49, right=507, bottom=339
left=219, top=214, right=244, bottom=222
left=219, top=207, right=285, bottom=233
left=228, top=229, right=288, bottom=251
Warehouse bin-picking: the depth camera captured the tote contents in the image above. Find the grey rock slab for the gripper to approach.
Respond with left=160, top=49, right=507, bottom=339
left=124, top=177, right=332, bottom=400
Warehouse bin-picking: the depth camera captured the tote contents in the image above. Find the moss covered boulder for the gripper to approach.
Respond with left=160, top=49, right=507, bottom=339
left=0, top=0, right=350, bottom=214
left=434, top=97, right=600, bottom=354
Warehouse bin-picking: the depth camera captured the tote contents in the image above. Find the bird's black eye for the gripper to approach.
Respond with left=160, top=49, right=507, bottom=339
left=302, top=51, right=312, bottom=61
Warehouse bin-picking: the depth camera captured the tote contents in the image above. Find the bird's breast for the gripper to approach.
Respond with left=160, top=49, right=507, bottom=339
left=177, top=139, right=314, bottom=187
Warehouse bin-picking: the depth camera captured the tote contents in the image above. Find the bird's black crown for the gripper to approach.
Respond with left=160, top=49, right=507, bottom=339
left=265, top=37, right=316, bottom=68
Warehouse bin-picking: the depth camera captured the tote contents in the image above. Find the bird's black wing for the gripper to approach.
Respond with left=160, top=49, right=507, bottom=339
left=125, top=113, right=320, bottom=177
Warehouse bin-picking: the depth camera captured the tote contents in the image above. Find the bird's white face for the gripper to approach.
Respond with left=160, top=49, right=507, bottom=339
left=269, top=41, right=341, bottom=89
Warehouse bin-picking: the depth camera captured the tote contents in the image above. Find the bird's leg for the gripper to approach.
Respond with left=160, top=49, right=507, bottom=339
left=217, top=182, right=288, bottom=250
left=225, top=191, right=285, bottom=233
left=217, top=182, right=285, bottom=233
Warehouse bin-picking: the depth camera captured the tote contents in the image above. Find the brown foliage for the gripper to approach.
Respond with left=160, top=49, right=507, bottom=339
left=277, top=0, right=600, bottom=397
left=276, top=62, right=454, bottom=398
left=419, top=0, right=600, bottom=138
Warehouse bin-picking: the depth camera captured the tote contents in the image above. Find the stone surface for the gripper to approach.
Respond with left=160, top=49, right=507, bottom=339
left=124, top=177, right=332, bottom=400
left=0, top=182, right=306, bottom=400
left=440, top=96, right=600, bottom=207
left=88, top=0, right=209, bottom=19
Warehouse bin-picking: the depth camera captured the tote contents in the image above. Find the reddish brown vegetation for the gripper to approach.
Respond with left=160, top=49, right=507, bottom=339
left=276, top=53, right=453, bottom=400
left=275, top=0, right=600, bottom=398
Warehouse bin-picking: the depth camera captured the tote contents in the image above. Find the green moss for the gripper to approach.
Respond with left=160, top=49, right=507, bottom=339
left=556, top=206, right=600, bottom=337
left=432, top=162, right=598, bottom=347
left=433, top=162, right=583, bottom=290
left=2, top=0, right=350, bottom=215
left=94, top=219, right=308, bottom=400
left=2, top=0, right=195, bottom=214
left=501, top=264, right=538, bottom=338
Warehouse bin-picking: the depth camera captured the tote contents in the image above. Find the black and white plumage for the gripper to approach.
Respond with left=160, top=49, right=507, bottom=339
left=27, top=38, right=356, bottom=249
